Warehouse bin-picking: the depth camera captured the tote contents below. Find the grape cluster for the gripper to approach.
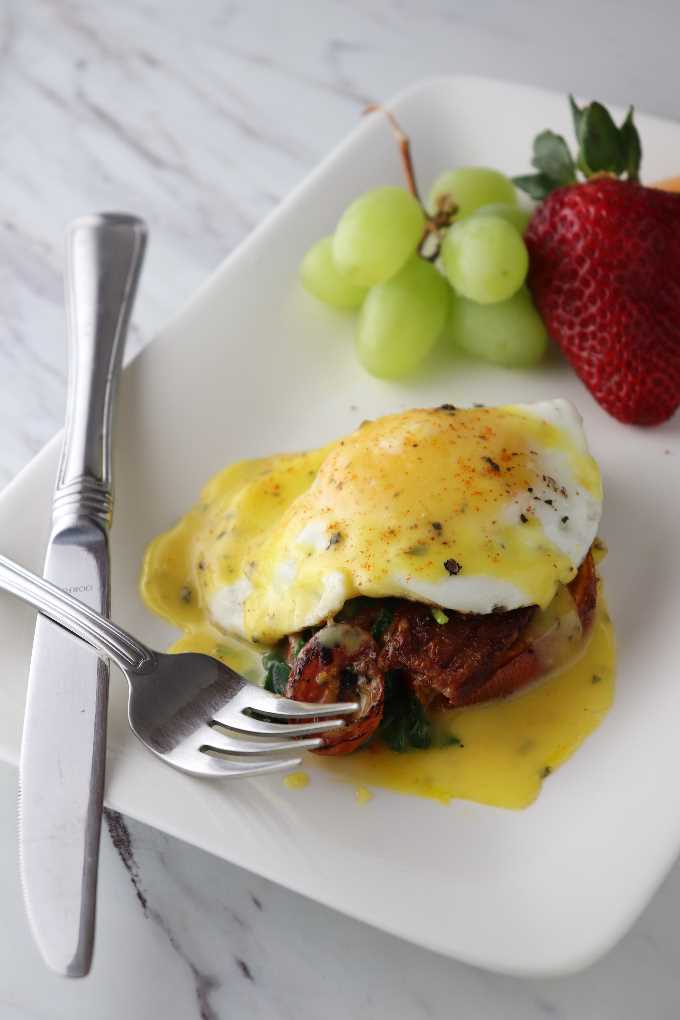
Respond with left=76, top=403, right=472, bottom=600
left=300, top=166, right=548, bottom=378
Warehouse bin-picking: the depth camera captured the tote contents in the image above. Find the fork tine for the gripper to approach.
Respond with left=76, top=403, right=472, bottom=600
left=243, top=686, right=359, bottom=719
left=204, top=726, right=322, bottom=755
left=214, top=712, right=345, bottom=738
left=200, top=749, right=303, bottom=776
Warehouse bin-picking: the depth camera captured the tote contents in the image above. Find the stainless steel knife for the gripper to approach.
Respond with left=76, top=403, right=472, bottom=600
left=19, top=213, right=147, bottom=977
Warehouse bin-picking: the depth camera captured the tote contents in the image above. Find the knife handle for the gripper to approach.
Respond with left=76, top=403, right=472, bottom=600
left=54, top=214, right=147, bottom=530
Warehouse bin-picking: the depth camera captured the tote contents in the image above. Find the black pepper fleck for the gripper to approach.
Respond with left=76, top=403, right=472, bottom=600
left=444, top=558, right=462, bottom=575
left=520, top=513, right=528, bottom=523
left=483, top=456, right=501, bottom=473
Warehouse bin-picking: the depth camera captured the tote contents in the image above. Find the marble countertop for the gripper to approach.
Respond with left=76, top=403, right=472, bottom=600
left=3, top=1, right=680, bottom=1016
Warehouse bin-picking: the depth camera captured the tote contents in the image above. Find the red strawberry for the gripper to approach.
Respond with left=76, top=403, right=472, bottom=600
left=516, top=97, right=680, bottom=425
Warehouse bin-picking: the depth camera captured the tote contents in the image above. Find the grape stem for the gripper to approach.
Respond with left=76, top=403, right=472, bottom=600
left=364, top=103, right=421, bottom=201
left=364, top=103, right=457, bottom=261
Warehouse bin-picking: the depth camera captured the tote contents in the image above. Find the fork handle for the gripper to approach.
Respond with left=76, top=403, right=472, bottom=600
left=0, top=553, right=153, bottom=674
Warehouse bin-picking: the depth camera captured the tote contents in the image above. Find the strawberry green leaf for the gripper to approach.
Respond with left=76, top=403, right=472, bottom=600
left=531, top=130, right=576, bottom=186
left=620, top=106, right=642, bottom=181
left=512, top=173, right=556, bottom=200
left=517, top=95, right=644, bottom=201
left=578, top=101, right=626, bottom=176
left=569, top=94, right=584, bottom=140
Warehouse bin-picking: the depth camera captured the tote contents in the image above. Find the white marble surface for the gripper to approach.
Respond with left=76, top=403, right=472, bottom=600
left=3, top=0, right=680, bottom=1016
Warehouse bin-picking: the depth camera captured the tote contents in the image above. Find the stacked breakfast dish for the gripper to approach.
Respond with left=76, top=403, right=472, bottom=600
left=141, top=400, right=615, bottom=808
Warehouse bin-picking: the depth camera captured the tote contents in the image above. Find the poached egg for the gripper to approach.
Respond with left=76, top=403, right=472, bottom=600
left=142, top=400, right=602, bottom=646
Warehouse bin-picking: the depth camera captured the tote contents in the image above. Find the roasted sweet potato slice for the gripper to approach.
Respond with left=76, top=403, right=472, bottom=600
left=379, top=603, right=535, bottom=708
left=285, top=624, right=384, bottom=755
left=379, top=550, right=597, bottom=708
left=467, top=549, right=598, bottom=704
left=438, top=550, right=598, bottom=706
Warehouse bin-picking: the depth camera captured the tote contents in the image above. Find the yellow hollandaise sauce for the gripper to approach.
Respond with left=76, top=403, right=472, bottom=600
left=140, top=405, right=615, bottom=810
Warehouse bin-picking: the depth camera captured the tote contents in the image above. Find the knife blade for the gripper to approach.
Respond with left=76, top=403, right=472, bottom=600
left=19, top=213, right=147, bottom=977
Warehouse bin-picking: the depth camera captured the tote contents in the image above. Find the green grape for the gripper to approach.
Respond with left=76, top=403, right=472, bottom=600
left=467, top=202, right=531, bottom=234
left=447, top=287, right=548, bottom=367
left=441, top=216, right=528, bottom=304
left=332, top=187, right=425, bottom=287
left=427, top=167, right=517, bottom=219
left=300, top=237, right=368, bottom=309
left=356, top=256, right=450, bottom=379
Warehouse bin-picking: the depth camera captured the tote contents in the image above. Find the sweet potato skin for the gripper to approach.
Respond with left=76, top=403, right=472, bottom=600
left=567, top=549, right=597, bottom=632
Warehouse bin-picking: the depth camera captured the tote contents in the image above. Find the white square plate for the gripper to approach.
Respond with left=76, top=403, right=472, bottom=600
left=2, top=76, right=679, bottom=976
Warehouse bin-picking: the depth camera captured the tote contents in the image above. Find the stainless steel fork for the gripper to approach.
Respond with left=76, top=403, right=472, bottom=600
left=1, top=554, right=355, bottom=777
